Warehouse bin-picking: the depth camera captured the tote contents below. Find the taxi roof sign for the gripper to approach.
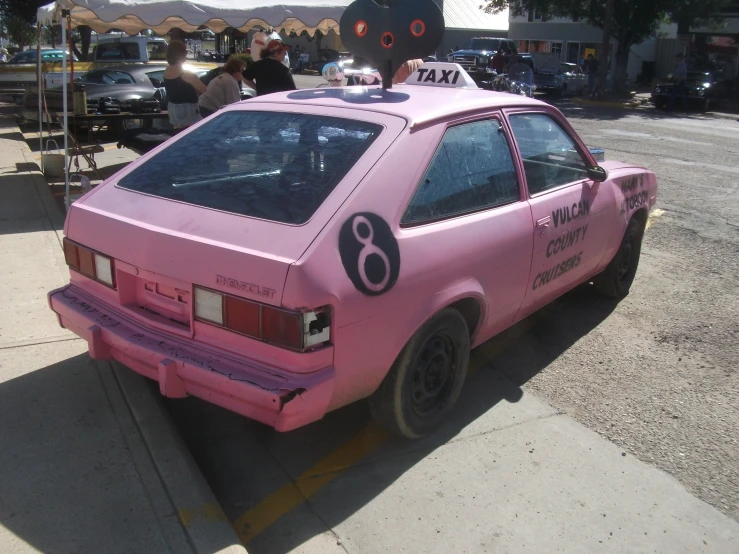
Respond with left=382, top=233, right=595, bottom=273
left=404, top=62, right=478, bottom=89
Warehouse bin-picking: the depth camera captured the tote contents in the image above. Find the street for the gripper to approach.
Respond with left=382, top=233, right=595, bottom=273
left=161, top=102, right=739, bottom=552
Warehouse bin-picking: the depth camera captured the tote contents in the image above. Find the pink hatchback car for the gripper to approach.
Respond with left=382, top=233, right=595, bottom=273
left=49, top=64, right=657, bottom=439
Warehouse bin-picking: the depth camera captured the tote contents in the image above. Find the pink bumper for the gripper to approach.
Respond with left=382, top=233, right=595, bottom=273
left=48, top=285, right=335, bottom=431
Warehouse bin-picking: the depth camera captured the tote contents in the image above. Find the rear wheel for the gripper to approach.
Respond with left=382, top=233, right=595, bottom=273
left=369, top=308, right=470, bottom=439
left=593, top=217, right=644, bottom=299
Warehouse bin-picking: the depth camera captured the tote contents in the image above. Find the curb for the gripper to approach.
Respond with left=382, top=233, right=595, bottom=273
left=572, top=97, right=644, bottom=109
left=10, top=114, right=247, bottom=554
left=111, top=363, right=247, bottom=554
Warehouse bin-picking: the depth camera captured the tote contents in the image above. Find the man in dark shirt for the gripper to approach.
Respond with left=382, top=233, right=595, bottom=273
left=242, top=39, right=297, bottom=96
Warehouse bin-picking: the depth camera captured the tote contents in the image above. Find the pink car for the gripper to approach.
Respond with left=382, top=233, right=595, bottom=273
left=49, top=64, right=657, bottom=439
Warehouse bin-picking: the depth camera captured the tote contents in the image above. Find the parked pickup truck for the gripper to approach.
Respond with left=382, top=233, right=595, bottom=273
left=446, top=37, right=528, bottom=85
left=0, top=36, right=215, bottom=99
left=534, top=62, right=588, bottom=97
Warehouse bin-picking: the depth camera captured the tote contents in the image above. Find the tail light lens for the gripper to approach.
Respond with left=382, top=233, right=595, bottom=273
left=194, top=286, right=330, bottom=351
left=63, top=238, right=116, bottom=288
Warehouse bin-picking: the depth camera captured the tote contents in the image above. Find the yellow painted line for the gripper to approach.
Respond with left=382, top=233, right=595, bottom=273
left=233, top=314, right=542, bottom=544
left=178, top=502, right=229, bottom=527
left=232, top=422, right=389, bottom=544
left=646, top=208, right=666, bottom=230
left=232, top=314, right=541, bottom=544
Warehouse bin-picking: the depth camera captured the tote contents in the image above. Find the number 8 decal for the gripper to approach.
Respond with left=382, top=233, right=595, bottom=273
left=339, top=212, right=401, bottom=296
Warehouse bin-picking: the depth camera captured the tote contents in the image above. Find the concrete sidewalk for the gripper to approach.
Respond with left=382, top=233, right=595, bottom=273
left=0, top=108, right=245, bottom=554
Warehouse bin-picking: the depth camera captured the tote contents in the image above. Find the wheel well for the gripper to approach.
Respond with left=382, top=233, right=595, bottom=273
left=631, top=208, right=648, bottom=232
left=449, top=298, right=482, bottom=338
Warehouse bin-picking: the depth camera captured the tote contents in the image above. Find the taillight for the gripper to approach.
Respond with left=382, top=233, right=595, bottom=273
left=63, top=238, right=116, bottom=288
left=194, top=286, right=330, bottom=351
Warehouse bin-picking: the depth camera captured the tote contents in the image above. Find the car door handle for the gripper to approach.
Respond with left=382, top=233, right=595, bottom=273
left=536, top=216, right=551, bottom=228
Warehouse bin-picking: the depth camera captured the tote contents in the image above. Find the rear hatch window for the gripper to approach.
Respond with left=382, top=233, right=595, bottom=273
left=117, top=111, right=383, bottom=224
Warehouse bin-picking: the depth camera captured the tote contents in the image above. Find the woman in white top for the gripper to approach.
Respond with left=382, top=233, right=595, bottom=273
left=198, top=57, right=248, bottom=118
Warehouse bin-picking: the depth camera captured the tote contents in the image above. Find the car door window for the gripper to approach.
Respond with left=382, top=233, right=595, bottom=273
left=146, top=70, right=165, bottom=88
left=402, top=119, right=519, bottom=226
left=101, top=71, right=135, bottom=84
left=96, top=42, right=140, bottom=60
left=509, top=113, right=589, bottom=195
left=83, top=71, right=105, bottom=84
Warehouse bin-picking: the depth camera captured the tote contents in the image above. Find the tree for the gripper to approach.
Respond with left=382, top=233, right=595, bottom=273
left=5, top=15, right=35, bottom=50
left=483, top=0, right=731, bottom=92
left=0, top=0, right=38, bottom=24
left=70, top=25, right=93, bottom=60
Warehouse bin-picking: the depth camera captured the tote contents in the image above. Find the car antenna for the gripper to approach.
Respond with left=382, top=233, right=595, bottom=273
left=339, top=0, right=444, bottom=89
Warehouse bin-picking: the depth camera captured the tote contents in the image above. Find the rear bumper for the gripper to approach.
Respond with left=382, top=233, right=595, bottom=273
left=48, top=285, right=335, bottom=432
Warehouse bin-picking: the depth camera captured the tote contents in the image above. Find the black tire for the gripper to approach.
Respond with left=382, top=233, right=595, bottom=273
left=369, top=308, right=470, bottom=439
left=654, top=98, right=665, bottom=109
left=593, top=217, right=645, bottom=299
left=702, top=98, right=710, bottom=112
left=580, top=85, right=588, bottom=96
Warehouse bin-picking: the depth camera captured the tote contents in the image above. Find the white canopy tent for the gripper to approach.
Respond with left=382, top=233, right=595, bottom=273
left=36, top=0, right=350, bottom=36
left=35, top=0, right=352, bottom=207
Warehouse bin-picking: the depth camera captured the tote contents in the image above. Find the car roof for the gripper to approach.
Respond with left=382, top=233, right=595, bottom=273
left=239, top=85, right=543, bottom=128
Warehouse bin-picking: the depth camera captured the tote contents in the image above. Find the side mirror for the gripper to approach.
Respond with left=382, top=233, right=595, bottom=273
left=587, top=165, right=608, bottom=182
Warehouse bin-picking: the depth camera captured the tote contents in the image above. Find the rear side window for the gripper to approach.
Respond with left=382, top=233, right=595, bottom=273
left=96, top=42, right=141, bottom=60
left=402, top=119, right=519, bottom=225
left=117, top=111, right=382, bottom=224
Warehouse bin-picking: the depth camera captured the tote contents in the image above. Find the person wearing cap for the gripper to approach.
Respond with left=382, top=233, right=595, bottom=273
left=242, top=39, right=297, bottom=96
left=669, top=52, right=688, bottom=111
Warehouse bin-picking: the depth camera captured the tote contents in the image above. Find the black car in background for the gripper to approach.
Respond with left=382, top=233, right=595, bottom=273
left=651, top=70, right=729, bottom=111
left=24, top=64, right=254, bottom=114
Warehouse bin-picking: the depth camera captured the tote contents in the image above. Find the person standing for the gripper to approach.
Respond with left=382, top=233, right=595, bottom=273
left=198, top=57, right=248, bottom=118
left=491, top=48, right=506, bottom=74
left=669, top=52, right=688, bottom=110
left=242, top=39, right=296, bottom=96
left=721, top=56, right=736, bottom=96
left=586, top=53, right=600, bottom=98
left=163, top=40, right=206, bottom=128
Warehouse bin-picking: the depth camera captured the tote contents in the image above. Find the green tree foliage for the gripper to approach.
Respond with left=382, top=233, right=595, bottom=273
left=482, top=0, right=731, bottom=91
left=0, top=0, right=39, bottom=23
left=5, top=15, right=35, bottom=50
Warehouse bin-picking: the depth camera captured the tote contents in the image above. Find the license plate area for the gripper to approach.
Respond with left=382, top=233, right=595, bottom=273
left=115, top=264, right=192, bottom=335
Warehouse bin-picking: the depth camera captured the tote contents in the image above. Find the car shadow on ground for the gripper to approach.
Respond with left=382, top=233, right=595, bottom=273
left=166, top=284, right=620, bottom=553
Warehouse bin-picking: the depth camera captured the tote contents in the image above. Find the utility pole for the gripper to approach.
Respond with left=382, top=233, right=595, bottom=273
left=598, top=0, right=613, bottom=97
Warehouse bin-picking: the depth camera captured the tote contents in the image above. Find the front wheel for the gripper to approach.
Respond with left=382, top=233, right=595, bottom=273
left=369, top=308, right=470, bottom=439
left=593, top=217, right=644, bottom=298
left=654, top=97, right=666, bottom=109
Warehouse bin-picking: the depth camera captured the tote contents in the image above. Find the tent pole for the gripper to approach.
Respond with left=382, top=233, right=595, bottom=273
left=37, top=24, right=42, bottom=166
left=62, top=11, right=69, bottom=209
